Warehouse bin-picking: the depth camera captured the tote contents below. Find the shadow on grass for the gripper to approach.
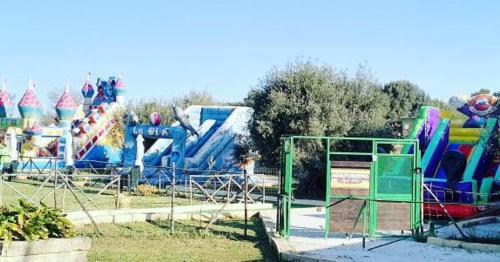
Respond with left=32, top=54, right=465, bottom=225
left=146, top=218, right=278, bottom=261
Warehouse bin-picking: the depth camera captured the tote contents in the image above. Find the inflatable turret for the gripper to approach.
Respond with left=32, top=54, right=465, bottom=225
left=114, top=75, right=125, bottom=105
left=56, top=82, right=78, bottom=129
left=82, top=73, right=95, bottom=114
left=0, top=79, right=14, bottom=118
left=18, top=80, right=42, bottom=126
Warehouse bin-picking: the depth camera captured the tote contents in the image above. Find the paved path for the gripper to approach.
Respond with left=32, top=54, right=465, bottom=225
left=261, top=208, right=500, bottom=262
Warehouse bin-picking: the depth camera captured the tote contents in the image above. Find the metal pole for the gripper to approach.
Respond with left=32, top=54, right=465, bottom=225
left=60, top=174, right=102, bottom=234
left=244, top=167, right=248, bottom=237
left=0, top=173, right=3, bottom=207
left=158, top=168, right=161, bottom=193
left=227, top=176, right=231, bottom=200
left=116, top=175, right=121, bottom=209
left=324, top=138, right=331, bottom=238
left=0, top=155, right=3, bottom=206
left=62, top=183, right=67, bottom=212
left=189, top=175, right=193, bottom=206
left=423, top=183, right=466, bottom=238
left=362, top=200, right=366, bottom=249
left=170, top=163, right=176, bottom=233
left=262, top=178, right=266, bottom=203
left=53, top=159, right=58, bottom=209
left=184, top=177, right=188, bottom=198
left=127, top=171, right=131, bottom=193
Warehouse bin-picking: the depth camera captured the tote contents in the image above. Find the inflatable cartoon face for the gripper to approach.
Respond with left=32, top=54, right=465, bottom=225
left=451, top=93, right=499, bottom=128
left=467, top=94, right=497, bottom=116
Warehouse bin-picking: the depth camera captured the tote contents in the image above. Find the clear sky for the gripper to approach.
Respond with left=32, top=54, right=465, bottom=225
left=0, top=0, right=499, bottom=109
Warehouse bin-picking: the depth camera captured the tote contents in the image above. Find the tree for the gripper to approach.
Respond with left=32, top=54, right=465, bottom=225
left=172, top=90, right=218, bottom=108
left=471, top=88, right=491, bottom=96
left=127, top=90, right=218, bottom=125
left=245, top=60, right=392, bottom=197
left=127, top=98, right=174, bottom=124
left=382, top=80, right=429, bottom=120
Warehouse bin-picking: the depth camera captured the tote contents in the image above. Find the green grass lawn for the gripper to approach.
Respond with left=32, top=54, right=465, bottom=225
left=0, top=178, right=199, bottom=212
left=79, top=219, right=277, bottom=262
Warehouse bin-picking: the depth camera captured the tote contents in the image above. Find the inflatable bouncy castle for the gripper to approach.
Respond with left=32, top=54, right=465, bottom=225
left=72, top=74, right=125, bottom=167
left=0, top=75, right=126, bottom=171
left=404, top=92, right=499, bottom=219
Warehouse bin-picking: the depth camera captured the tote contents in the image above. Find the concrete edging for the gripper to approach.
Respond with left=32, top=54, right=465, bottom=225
left=68, top=203, right=273, bottom=226
left=0, top=237, right=91, bottom=262
left=427, top=237, right=500, bottom=253
left=258, top=212, right=330, bottom=262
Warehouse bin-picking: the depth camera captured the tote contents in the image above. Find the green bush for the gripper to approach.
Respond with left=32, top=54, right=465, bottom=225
left=0, top=199, right=76, bottom=245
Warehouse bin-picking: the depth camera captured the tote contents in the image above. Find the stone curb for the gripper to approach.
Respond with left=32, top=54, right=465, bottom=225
left=258, top=212, right=333, bottom=262
left=68, top=203, right=273, bottom=226
left=427, top=237, right=500, bottom=253
left=0, top=237, right=91, bottom=262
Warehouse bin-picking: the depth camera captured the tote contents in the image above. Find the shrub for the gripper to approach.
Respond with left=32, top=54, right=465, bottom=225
left=136, top=184, right=159, bottom=196
left=0, top=199, right=76, bottom=245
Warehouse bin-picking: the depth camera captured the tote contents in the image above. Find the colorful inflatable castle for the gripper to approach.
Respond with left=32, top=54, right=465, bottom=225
left=0, top=80, right=74, bottom=170
left=72, top=74, right=125, bottom=167
left=403, top=92, right=499, bottom=219
left=0, top=75, right=126, bottom=171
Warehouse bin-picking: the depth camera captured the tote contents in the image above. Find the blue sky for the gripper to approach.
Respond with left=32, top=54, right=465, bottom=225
left=0, top=0, right=498, bottom=108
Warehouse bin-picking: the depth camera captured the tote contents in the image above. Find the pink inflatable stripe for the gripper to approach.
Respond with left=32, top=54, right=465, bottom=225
left=75, top=118, right=116, bottom=160
left=0, top=90, right=13, bottom=107
left=19, top=88, right=42, bottom=107
left=56, top=90, right=78, bottom=109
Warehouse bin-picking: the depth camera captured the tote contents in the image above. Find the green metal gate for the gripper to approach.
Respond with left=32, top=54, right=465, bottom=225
left=277, top=136, right=422, bottom=239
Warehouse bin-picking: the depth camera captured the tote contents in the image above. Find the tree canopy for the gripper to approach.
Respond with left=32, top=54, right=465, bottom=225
left=244, top=60, right=445, bottom=197
left=382, top=80, right=429, bottom=121
left=127, top=90, right=218, bottom=125
left=244, top=61, right=438, bottom=168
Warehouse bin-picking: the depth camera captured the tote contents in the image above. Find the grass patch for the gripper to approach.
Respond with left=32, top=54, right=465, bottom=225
left=0, top=178, right=199, bottom=212
left=79, top=219, right=277, bottom=262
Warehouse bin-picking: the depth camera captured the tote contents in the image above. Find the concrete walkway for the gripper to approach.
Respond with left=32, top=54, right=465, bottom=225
left=261, top=208, right=500, bottom=262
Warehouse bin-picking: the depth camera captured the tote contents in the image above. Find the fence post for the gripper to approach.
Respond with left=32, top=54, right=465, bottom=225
left=170, top=163, right=176, bottom=233
left=0, top=155, right=3, bottom=206
left=158, top=167, right=161, bottom=193
left=0, top=168, right=3, bottom=206
left=244, top=168, right=248, bottom=237
left=189, top=174, right=193, bottom=206
left=53, top=159, right=58, bottom=209
left=262, top=177, right=266, bottom=203
left=227, top=176, right=231, bottom=200
left=116, top=175, right=121, bottom=209
left=62, top=183, right=67, bottom=212
left=127, top=171, right=131, bottom=193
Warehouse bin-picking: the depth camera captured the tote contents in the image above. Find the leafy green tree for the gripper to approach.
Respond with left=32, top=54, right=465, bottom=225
left=471, top=88, right=491, bottom=96
left=247, top=61, right=391, bottom=166
left=172, top=90, right=218, bottom=108
left=127, top=90, right=218, bottom=125
left=382, top=80, right=429, bottom=120
left=245, top=60, right=393, bottom=196
left=127, top=98, right=174, bottom=124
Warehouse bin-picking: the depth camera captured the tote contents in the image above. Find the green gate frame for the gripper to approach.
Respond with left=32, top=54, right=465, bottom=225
left=277, top=136, right=422, bottom=239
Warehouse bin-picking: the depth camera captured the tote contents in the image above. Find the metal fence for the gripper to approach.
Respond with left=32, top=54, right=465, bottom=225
left=0, top=162, right=276, bottom=211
